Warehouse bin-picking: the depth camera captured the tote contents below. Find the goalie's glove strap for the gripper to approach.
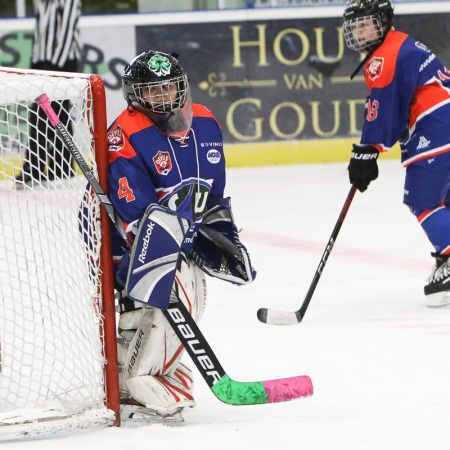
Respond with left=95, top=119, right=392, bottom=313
left=116, top=290, right=144, bottom=314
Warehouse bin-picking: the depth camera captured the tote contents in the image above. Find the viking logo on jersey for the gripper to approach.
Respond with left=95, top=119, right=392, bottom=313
left=367, top=57, right=384, bottom=81
left=148, top=55, right=171, bottom=77
left=153, top=151, right=172, bottom=175
left=107, top=125, right=125, bottom=152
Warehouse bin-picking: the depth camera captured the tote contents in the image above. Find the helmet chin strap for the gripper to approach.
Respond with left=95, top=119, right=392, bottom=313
left=163, top=109, right=190, bottom=140
left=350, top=50, right=374, bottom=80
left=132, top=102, right=192, bottom=141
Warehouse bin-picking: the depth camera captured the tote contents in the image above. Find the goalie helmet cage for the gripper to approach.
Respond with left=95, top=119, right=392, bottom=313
left=0, top=67, right=120, bottom=441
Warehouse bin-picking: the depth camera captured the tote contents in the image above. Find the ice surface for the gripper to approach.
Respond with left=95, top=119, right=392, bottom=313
left=6, top=159, right=450, bottom=449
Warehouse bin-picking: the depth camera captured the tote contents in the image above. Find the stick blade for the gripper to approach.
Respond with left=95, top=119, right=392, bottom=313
left=211, top=374, right=313, bottom=405
left=257, top=307, right=301, bottom=325
left=263, top=375, right=313, bottom=403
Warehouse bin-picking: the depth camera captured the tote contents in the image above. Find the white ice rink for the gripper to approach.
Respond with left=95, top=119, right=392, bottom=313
left=7, top=159, right=450, bottom=449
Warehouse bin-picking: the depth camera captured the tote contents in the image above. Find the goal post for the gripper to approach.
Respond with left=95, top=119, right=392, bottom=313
left=0, top=67, right=120, bottom=440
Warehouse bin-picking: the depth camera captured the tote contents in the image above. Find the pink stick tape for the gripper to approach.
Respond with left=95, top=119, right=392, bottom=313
left=35, top=94, right=60, bottom=127
left=263, top=375, right=313, bottom=403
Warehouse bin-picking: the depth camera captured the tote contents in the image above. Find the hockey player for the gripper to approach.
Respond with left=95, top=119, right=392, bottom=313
left=343, top=0, right=450, bottom=307
left=107, top=50, right=256, bottom=421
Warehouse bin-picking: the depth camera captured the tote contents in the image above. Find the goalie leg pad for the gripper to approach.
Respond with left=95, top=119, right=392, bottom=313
left=129, top=258, right=205, bottom=375
left=125, top=363, right=196, bottom=415
left=118, top=257, right=206, bottom=413
left=118, top=307, right=155, bottom=376
left=125, top=204, right=191, bottom=309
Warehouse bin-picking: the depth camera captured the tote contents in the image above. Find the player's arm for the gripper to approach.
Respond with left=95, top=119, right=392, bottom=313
left=349, top=39, right=420, bottom=191
left=361, top=38, right=420, bottom=150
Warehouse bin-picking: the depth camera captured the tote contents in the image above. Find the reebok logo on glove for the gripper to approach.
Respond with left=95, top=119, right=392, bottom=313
left=138, top=221, right=155, bottom=264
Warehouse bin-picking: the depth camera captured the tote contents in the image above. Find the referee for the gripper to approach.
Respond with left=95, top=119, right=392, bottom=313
left=16, top=0, right=82, bottom=187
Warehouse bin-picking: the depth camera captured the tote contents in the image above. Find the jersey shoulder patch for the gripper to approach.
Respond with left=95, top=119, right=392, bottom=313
left=365, top=31, right=409, bottom=89
left=107, top=110, right=153, bottom=163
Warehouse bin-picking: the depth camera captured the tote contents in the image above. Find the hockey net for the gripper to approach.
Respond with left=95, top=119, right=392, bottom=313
left=0, top=67, right=119, bottom=440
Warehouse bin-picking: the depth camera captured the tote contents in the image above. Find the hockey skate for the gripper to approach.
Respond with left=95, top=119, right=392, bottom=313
left=120, top=398, right=185, bottom=426
left=119, top=362, right=195, bottom=425
left=424, top=253, right=450, bottom=307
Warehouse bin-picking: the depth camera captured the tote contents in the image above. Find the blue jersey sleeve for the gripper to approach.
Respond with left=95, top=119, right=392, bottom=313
left=361, top=32, right=420, bottom=151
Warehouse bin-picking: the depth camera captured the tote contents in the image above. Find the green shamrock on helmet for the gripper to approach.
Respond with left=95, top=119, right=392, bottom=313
left=148, top=55, right=172, bottom=77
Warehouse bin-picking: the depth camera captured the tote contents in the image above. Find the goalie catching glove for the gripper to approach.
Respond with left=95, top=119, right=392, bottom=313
left=190, top=197, right=256, bottom=285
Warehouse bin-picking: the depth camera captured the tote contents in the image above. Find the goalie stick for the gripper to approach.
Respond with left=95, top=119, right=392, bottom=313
left=36, top=93, right=313, bottom=406
left=257, top=185, right=357, bottom=326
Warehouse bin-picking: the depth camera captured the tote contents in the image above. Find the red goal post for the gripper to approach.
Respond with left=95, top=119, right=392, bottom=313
left=0, top=67, right=120, bottom=440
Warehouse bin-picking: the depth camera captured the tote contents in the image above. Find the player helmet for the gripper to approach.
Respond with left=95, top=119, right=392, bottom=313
left=343, top=0, right=394, bottom=53
left=122, top=50, right=193, bottom=139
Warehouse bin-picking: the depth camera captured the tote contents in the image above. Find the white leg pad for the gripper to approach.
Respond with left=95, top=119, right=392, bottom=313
left=132, top=260, right=205, bottom=376
left=118, top=258, right=206, bottom=411
left=125, top=363, right=195, bottom=415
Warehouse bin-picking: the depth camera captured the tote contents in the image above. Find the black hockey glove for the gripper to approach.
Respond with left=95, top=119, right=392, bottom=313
left=348, top=144, right=379, bottom=192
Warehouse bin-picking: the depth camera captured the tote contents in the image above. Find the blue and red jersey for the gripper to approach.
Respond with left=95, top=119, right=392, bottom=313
left=360, top=30, right=450, bottom=167
left=107, top=104, right=226, bottom=264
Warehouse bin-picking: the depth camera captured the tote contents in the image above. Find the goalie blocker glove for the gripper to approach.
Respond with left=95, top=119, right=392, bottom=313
left=348, top=144, right=379, bottom=192
left=117, top=204, right=191, bottom=309
left=190, top=197, right=256, bottom=285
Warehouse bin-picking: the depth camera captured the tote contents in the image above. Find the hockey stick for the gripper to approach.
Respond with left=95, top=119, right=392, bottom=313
left=257, top=184, right=357, bottom=325
left=36, top=93, right=313, bottom=406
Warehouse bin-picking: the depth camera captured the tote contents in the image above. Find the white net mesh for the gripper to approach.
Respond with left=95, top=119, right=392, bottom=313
left=0, top=68, right=115, bottom=439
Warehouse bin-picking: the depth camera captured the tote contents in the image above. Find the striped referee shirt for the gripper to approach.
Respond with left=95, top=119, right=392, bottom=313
left=32, top=0, right=81, bottom=68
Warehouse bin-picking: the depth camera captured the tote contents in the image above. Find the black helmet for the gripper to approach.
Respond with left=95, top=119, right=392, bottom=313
left=122, top=50, right=193, bottom=139
left=343, top=0, right=394, bottom=53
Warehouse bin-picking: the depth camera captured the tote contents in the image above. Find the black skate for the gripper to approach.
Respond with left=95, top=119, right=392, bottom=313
left=424, top=253, right=450, bottom=307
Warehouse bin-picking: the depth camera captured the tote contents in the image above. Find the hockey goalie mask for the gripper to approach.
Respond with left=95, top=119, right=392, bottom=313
left=122, top=51, right=193, bottom=139
left=343, top=0, right=394, bottom=53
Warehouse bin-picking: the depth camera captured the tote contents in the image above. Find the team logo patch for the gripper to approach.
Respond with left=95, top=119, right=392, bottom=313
left=107, top=125, right=125, bottom=151
left=206, top=149, right=221, bottom=164
left=367, top=57, right=384, bottom=81
left=153, top=151, right=172, bottom=175
left=148, top=55, right=171, bottom=77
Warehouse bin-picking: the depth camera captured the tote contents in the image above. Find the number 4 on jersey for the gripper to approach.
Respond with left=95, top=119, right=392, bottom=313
left=118, top=177, right=135, bottom=202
